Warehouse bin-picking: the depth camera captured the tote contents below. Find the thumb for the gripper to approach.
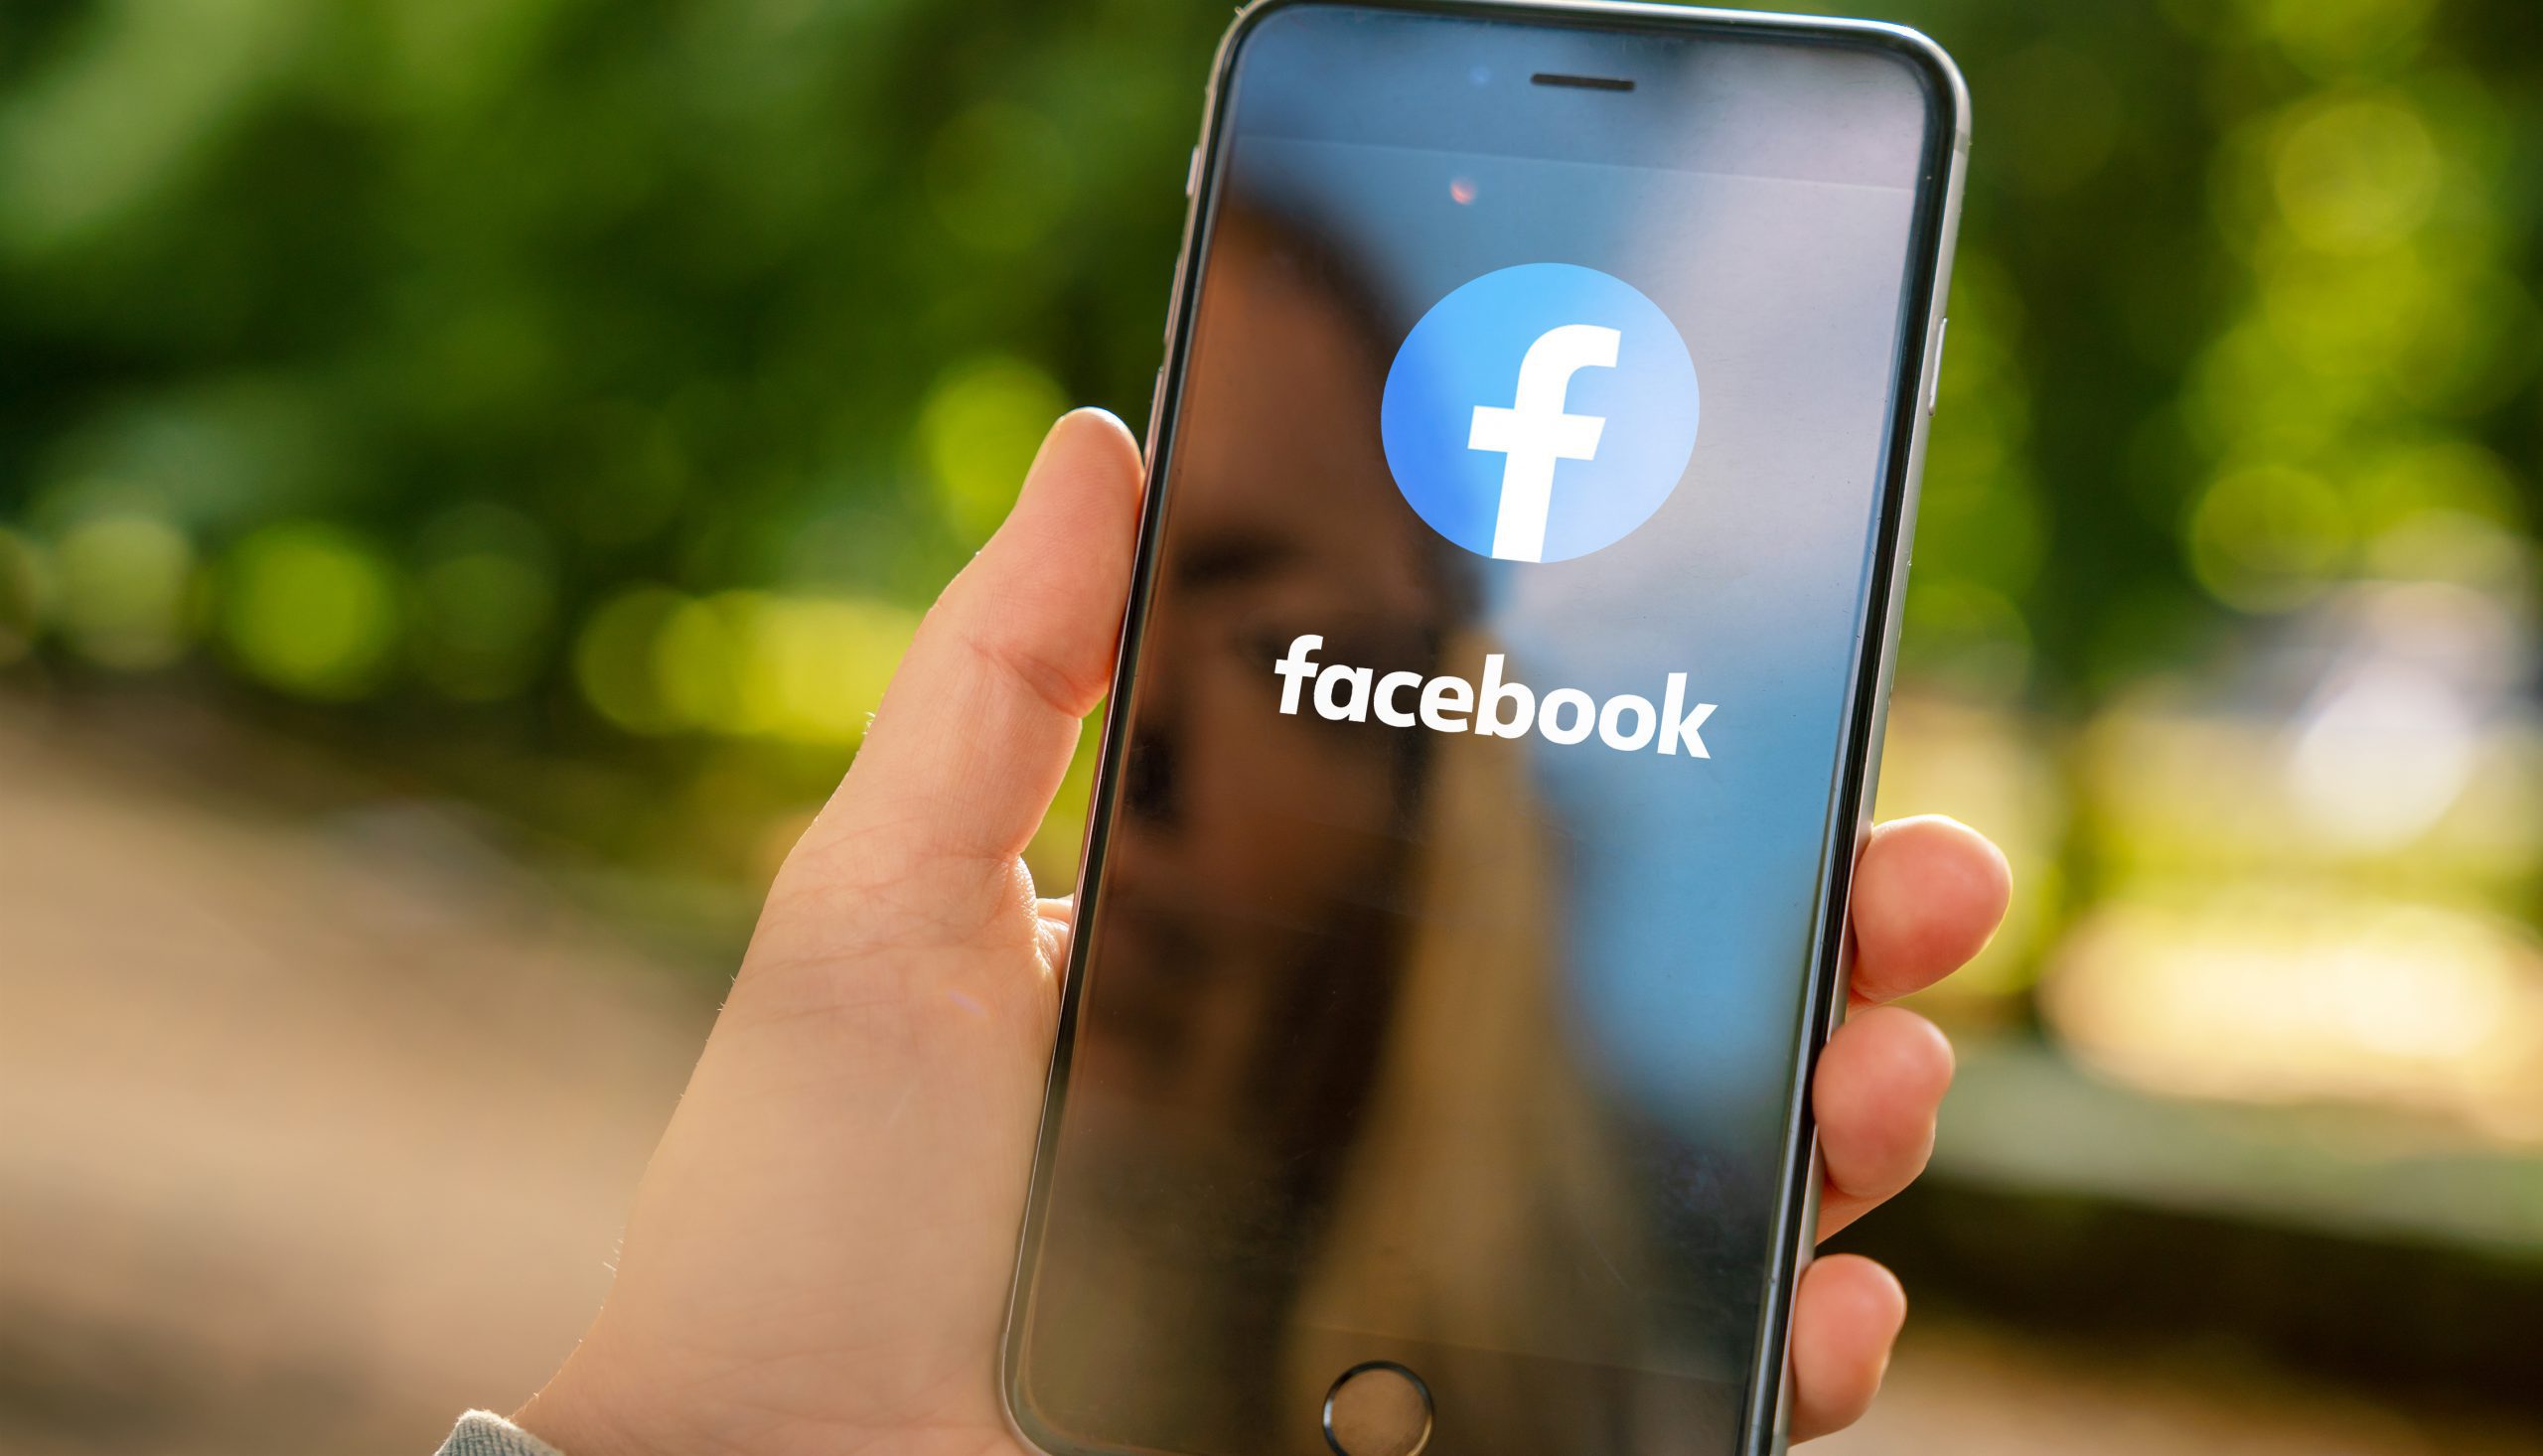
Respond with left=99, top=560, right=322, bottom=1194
left=777, top=407, right=1143, bottom=940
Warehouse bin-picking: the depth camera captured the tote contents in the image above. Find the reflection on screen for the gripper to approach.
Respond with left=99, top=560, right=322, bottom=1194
left=1017, top=10, right=1937, bottom=1454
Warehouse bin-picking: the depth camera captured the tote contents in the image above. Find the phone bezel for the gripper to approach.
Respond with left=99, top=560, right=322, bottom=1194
left=1001, top=4, right=1969, bottom=1451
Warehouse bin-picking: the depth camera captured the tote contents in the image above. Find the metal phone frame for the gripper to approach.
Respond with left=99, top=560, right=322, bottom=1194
left=1000, top=5, right=1970, bottom=1450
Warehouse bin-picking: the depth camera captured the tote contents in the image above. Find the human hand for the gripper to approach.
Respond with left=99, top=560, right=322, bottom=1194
left=513, top=408, right=2012, bottom=1455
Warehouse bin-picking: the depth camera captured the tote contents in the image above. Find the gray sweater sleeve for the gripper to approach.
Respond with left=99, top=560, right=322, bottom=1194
left=435, top=1411, right=566, bottom=1456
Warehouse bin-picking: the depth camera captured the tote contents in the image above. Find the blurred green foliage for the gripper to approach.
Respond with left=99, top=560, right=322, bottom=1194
left=0, top=0, right=2537, bottom=908
left=0, top=0, right=1227, bottom=888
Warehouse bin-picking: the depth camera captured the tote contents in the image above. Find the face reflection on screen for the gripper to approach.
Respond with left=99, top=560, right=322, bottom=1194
left=1014, top=13, right=1934, bottom=1456
left=1023, top=207, right=1728, bottom=1454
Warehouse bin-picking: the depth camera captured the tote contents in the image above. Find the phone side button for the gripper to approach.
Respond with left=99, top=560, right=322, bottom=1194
left=1186, top=145, right=1200, bottom=197
left=1924, top=316, right=1948, bottom=417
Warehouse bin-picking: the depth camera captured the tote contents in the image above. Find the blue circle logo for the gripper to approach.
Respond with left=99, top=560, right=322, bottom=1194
left=1380, top=263, right=1699, bottom=563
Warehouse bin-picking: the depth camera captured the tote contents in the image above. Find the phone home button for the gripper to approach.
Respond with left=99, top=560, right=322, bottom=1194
left=1322, top=1361, right=1433, bottom=1456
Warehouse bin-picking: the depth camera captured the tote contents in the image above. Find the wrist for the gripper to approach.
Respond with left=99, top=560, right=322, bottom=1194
left=515, top=1352, right=665, bottom=1456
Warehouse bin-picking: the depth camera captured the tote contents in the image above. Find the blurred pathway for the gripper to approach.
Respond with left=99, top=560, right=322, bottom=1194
left=1, top=703, right=2530, bottom=1455
left=0, top=705, right=713, bottom=1454
left=1822, top=1319, right=2539, bottom=1456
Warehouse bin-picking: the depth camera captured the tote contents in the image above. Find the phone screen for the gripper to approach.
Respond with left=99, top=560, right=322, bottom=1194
left=1011, top=8, right=1953, bottom=1453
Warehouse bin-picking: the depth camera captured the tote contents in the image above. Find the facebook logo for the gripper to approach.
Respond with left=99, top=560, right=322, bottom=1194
left=1380, top=263, right=1700, bottom=563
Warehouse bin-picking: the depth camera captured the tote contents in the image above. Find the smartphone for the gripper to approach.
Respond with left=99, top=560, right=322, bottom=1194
left=1003, top=4, right=1966, bottom=1453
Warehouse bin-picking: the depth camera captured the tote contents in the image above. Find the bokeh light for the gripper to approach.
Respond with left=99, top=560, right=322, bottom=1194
left=0, top=526, right=46, bottom=664
left=50, top=510, right=197, bottom=670
left=920, top=355, right=1069, bottom=545
left=219, top=521, right=402, bottom=700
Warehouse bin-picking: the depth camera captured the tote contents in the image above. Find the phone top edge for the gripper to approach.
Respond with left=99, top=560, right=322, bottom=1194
left=1211, top=0, right=1971, bottom=151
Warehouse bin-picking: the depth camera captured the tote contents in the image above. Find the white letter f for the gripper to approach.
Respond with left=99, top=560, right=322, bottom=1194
left=1467, top=323, right=1622, bottom=563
